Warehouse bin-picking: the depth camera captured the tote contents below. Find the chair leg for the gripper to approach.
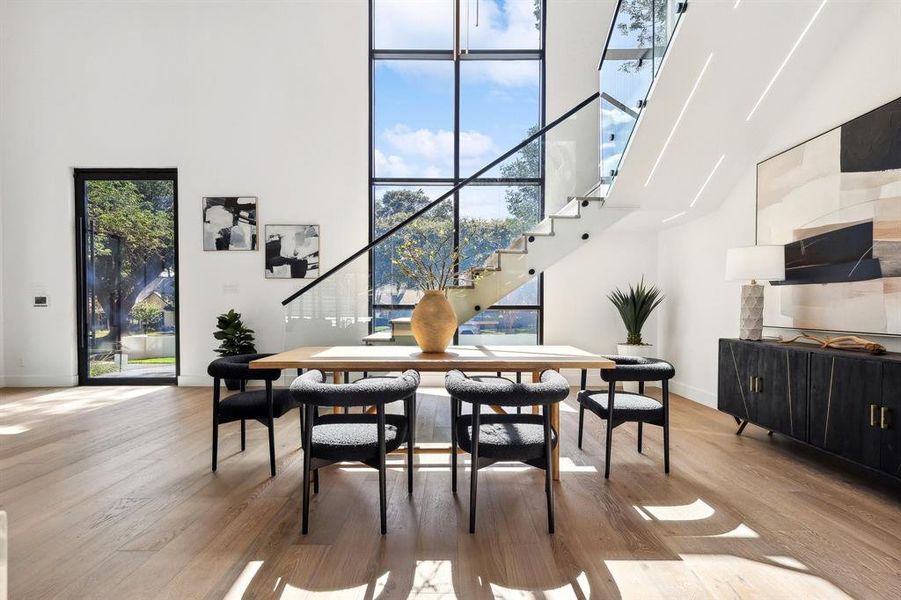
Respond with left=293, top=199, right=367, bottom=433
left=637, top=422, right=643, bottom=453
left=451, top=397, right=458, bottom=493
left=469, top=403, right=481, bottom=534
left=407, top=394, right=415, bottom=495
left=266, top=381, right=276, bottom=477
left=212, top=378, right=220, bottom=472
left=578, top=404, right=585, bottom=449
left=663, top=379, right=671, bottom=474
left=301, top=404, right=314, bottom=534
left=377, top=404, right=388, bottom=535
left=544, top=405, right=555, bottom=534
left=605, top=385, right=615, bottom=480
left=299, top=409, right=304, bottom=447
left=240, top=420, right=246, bottom=451
left=313, top=468, right=320, bottom=494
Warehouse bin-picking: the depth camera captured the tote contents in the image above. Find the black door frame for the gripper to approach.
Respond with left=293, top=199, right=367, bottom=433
left=75, top=168, right=179, bottom=386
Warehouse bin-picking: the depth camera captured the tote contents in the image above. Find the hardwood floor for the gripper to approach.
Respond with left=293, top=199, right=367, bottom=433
left=1, top=383, right=899, bottom=599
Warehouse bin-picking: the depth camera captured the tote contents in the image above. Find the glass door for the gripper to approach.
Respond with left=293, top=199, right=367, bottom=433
left=75, top=169, right=179, bottom=385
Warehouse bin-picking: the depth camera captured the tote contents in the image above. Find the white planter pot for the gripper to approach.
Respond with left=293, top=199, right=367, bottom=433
left=615, top=344, right=653, bottom=393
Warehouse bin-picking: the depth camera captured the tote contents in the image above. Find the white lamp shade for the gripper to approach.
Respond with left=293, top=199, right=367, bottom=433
left=725, top=245, right=785, bottom=282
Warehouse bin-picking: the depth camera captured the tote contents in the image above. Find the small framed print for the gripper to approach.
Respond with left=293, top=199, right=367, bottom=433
left=203, top=197, right=257, bottom=251
left=265, top=224, right=320, bottom=279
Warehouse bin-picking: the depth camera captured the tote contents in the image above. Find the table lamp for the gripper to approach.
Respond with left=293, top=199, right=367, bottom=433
left=725, top=245, right=785, bottom=341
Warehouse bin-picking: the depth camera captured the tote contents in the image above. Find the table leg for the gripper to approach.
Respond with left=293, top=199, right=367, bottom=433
left=333, top=371, right=343, bottom=414
left=532, top=370, right=560, bottom=481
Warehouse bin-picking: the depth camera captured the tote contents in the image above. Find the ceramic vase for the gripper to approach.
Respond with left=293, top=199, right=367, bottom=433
left=411, top=290, right=457, bottom=353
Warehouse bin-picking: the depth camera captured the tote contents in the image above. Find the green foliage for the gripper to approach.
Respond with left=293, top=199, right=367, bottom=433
left=213, top=309, right=257, bottom=356
left=130, top=300, right=163, bottom=332
left=86, top=179, right=174, bottom=340
left=608, top=277, right=664, bottom=346
left=89, top=361, right=119, bottom=377
left=500, top=127, right=541, bottom=229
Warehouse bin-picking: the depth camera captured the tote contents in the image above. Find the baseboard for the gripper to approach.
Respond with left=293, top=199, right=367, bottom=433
left=669, top=379, right=716, bottom=408
left=3, top=374, right=78, bottom=387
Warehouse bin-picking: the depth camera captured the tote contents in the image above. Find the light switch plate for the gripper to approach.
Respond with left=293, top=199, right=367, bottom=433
left=34, top=295, right=49, bottom=307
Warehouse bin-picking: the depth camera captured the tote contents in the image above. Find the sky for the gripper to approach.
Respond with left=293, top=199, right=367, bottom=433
left=372, top=0, right=542, bottom=218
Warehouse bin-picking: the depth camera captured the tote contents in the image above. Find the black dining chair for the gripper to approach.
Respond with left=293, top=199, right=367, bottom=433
left=207, top=353, right=298, bottom=477
left=445, top=369, right=570, bottom=534
left=577, top=356, right=675, bottom=478
left=290, top=369, right=420, bottom=535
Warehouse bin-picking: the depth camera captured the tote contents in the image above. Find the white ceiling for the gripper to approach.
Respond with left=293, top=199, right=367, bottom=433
left=601, top=0, right=879, bottom=231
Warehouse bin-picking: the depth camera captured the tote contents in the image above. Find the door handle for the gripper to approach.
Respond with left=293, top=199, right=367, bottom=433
left=749, top=375, right=754, bottom=391
left=755, top=377, right=762, bottom=393
left=881, top=406, right=890, bottom=430
left=870, top=404, right=879, bottom=427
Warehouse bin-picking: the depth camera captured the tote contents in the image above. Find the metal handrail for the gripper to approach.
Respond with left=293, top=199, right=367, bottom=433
left=281, top=91, right=600, bottom=306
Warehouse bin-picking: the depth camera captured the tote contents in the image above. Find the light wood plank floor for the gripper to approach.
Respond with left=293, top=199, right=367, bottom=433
left=1, top=383, right=899, bottom=599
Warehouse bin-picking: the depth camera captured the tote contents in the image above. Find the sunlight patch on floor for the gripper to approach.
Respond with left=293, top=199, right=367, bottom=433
left=489, top=572, right=589, bottom=599
left=605, top=555, right=850, bottom=599
left=338, top=456, right=596, bottom=474
left=223, top=560, right=263, bottom=600
left=411, top=560, right=453, bottom=596
left=641, top=498, right=715, bottom=521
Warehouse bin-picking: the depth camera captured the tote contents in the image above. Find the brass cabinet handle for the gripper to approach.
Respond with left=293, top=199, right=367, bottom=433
left=870, top=404, right=879, bottom=427
left=749, top=375, right=754, bottom=391
left=881, top=406, right=890, bottom=430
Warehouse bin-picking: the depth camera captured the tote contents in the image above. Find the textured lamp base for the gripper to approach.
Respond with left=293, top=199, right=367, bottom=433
left=739, top=284, right=764, bottom=341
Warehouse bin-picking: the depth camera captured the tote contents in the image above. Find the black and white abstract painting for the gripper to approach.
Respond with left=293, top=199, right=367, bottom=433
left=265, top=225, right=320, bottom=279
left=203, top=197, right=257, bottom=251
left=757, top=96, right=901, bottom=335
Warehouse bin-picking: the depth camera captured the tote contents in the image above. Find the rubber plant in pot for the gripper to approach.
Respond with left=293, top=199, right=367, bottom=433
left=608, top=277, right=664, bottom=358
left=214, top=309, right=257, bottom=390
left=392, top=229, right=465, bottom=353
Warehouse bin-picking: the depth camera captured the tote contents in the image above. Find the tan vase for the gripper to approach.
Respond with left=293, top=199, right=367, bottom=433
left=411, top=290, right=457, bottom=353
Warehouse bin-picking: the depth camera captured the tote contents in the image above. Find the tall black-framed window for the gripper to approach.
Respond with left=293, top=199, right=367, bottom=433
left=370, top=0, right=546, bottom=344
left=75, top=168, right=179, bottom=385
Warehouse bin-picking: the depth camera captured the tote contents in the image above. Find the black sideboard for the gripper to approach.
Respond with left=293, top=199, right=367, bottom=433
left=718, top=338, right=901, bottom=479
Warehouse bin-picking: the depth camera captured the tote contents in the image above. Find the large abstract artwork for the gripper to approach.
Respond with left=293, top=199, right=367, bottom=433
left=757, top=97, right=901, bottom=335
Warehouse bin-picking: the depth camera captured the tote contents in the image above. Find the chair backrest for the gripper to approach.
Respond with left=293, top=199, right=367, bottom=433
left=600, top=356, right=675, bottom=383
left=207, top=353, right=282, bottom=381
left=445, top=369, right=569, bottom=407
left=290, top=369, right=420, bottom=408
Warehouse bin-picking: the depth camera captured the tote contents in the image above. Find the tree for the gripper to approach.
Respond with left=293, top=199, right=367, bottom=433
left=87, top=179, right=174, bottom=343
left=130, top=300, right=163, bottom=333
left=500, top=127, right=541, bottom=230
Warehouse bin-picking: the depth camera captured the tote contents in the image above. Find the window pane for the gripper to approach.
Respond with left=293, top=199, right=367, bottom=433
left=373, top=197, right=454, bottom=306
left=460, top=60, right=540, bottom=177
left=374, top=60, right=455, bottom=179
left=84, top=178, right=177, bottom=380
left=374, top=0, right=454, bottom=50
left=462, top=0, right=541, bottom=50
left=373, top=184, right=451, bottom=235
left=460, top=184, right=539, bottom=305
left=459, top=309, right=539, bottom=345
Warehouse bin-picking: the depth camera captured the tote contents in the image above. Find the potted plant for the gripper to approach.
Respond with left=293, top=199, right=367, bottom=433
left=609, top=277, right=664, bottom=358
left=392, top=229, right=465, bottom=353
left=214, top=309, right=257, bottom=389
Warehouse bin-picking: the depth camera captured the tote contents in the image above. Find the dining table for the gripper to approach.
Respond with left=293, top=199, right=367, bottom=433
left=251, top=345, right=616, bottom=480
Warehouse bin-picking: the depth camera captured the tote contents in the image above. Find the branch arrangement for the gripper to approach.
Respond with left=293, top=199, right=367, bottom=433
left=780, top=332, right=887, bottom=355
left=391, top=229, right=472, bottom=292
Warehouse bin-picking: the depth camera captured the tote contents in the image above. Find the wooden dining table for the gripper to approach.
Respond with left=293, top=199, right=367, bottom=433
left=251, top=345, right=615, bottom=480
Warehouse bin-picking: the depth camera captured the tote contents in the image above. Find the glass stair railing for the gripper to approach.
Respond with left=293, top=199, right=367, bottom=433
left=281, top=0, right=687, bottom=350
left=600, top=0, right=687, bottom=188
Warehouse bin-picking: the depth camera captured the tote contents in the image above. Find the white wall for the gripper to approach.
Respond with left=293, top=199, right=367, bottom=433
left=0, top=0, right=628, bottom=387
left=657, top=2, right=901, bottom=406
left=0, top=0, right=369, bottom=386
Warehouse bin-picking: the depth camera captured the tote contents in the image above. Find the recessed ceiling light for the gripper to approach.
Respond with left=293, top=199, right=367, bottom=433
left=662, top=211, right=687, bottom=224
left=690, top=154, right=725, bottom=208
left=746, top=0, right=828, bottom=121
left=645, top=53, right=714, bottom=187
left=733, top=0, right=742, bottom=8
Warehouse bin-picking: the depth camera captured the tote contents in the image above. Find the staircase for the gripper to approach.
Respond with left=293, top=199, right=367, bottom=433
left=364, top=193, right=635, bottom=345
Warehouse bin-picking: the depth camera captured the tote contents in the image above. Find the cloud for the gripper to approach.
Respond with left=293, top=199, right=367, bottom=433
left=383, top=125, right=496, bottom=164
left=374, top=149, right=411, bottom=177
left=602, top=106, right=637, bottom=126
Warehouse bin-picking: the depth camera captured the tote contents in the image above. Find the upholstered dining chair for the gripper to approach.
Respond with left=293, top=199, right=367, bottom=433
left=207, top=353, right=298, bottom=477
left=290, top=369, right=420, bottom=535
left=445, top=369, right=570, bottom=534
left=577, top=356, right=675, bottom=478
